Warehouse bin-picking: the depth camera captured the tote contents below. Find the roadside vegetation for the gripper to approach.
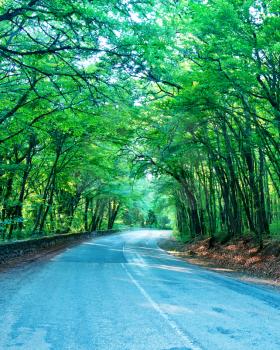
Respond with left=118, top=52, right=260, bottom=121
left=0, top=0, right=279, bottom=254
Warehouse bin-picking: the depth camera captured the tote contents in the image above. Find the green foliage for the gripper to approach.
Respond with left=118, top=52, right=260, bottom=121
left=0, top=0, right=279, bottom=246
left=125, top=0, right=280, bottom=245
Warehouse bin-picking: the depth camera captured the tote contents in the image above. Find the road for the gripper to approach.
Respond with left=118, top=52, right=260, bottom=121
left=0, top=230, right=280, bottom=350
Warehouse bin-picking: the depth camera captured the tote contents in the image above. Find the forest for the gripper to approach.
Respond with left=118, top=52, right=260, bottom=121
left=0, top=0, right=279, bottom=248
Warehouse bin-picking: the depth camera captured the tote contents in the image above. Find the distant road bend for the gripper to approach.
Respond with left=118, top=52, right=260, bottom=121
left=1, top=230, right=280, bottom=350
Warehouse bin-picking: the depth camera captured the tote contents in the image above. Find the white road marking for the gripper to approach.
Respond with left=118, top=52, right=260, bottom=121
left=122, top=244, right=202, bottom=350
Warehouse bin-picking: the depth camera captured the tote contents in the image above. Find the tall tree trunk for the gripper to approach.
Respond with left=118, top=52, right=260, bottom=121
left=107, top=199, right=120, bottom=230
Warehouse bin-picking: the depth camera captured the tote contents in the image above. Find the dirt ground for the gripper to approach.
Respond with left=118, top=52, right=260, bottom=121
left=159, top=236, right=280, bottom=288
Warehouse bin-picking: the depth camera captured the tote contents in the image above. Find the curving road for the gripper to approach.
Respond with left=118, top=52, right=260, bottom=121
left=0, top=230, right=280, bottom=350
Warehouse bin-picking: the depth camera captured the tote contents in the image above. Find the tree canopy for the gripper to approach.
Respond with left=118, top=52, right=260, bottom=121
left=0, top=0, right=279, bottom=246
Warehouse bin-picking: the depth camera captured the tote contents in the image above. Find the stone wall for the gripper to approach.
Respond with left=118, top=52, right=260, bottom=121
left=0, top=229, right=124, bottom=264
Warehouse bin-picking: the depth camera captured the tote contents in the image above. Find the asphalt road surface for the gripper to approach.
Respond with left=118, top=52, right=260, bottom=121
left=1, top=230, right=280, bottom=350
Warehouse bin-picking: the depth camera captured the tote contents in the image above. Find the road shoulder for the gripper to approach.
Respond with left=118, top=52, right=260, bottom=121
left=158, top=237, right=280, bottom=290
